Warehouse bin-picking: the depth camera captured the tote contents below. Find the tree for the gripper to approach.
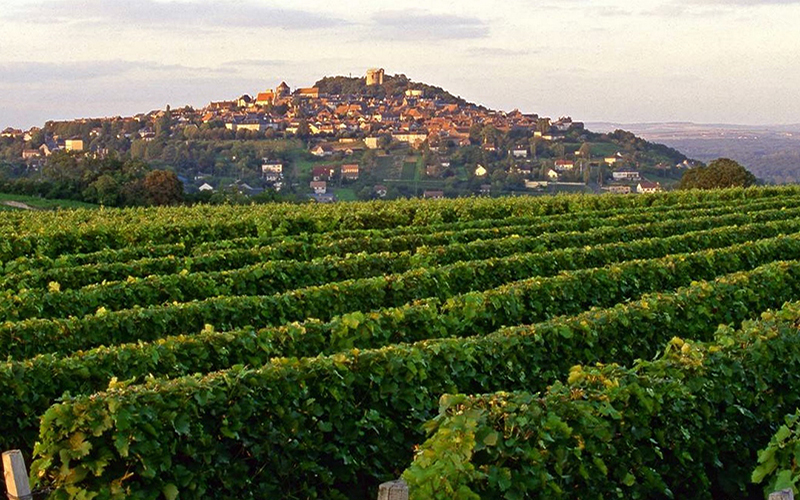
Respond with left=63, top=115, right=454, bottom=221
left=84, top=174, right=120, bottom=206
left=143, top=170, right=183, bottom=205
left=295, top=120, right=311, bottom=139
left=678, top=158, right=757, bottom=190
left=377, top=134, right=392, bottom=151
left=578, top=142, right=592, bottom=159
left=155, top=106, right=172, bottom=141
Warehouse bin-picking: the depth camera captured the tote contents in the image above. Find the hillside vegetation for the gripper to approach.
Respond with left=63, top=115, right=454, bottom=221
left=1, top=188, right=798, bottom=499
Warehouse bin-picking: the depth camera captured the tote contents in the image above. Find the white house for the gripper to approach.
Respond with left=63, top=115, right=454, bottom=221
left=637, top=181, right=662, bottom=193
left=612, top=168, right=641, bottom=181
left=261, top=162, right=284, bottom=181
left=310, top=180, right=327, bottom=194
left=554, top=160, right=575, bottom=171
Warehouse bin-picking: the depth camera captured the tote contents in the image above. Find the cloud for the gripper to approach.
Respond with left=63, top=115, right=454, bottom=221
left=466, top=47, right=533, bottom=58
left=685, top=0, right=800, bottom=4
left=371, top=10, right=489, bottom=40
left=0, top=60, right=225, bottom=85
left=646, top=0, right=800, bottom=16
left=9, top=0, right=348, bottom=30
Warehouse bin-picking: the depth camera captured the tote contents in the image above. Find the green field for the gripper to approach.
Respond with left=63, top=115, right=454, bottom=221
left=0, top=192, right=98, bottom=210
left=332, top=187, right=357, bottom=201
left=1, top=187, right=800, bottom=499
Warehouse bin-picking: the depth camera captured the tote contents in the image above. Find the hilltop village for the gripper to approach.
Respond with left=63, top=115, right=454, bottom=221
left=0, top=69, right=691, bottom=205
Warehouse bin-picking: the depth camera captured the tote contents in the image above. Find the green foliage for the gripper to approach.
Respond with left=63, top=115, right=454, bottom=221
left=142, top=170, right=183, bottom=206
left=405, top=301, right=800, bottom=499
left=25, top=259, right=800, bottom=499
left=679, top=158, right=758, bottom=190
left=753, top=409, right=800, bottom=495
left=1, top=187, right=800, bottom=499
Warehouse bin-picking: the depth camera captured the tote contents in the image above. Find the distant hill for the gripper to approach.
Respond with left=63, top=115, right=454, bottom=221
left=589, top=122, right=800, bottom=184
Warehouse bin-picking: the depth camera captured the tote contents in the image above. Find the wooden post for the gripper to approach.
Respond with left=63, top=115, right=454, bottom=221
left=770, top=490, right=795, bottom=500
left=378, top=479, right=408, bottom=500
left=2, top=450, right=32, bottom=500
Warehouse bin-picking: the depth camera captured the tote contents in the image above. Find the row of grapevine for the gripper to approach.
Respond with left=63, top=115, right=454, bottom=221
left=3, top=220, right=800, bottom=356
left=1, top=186, right=797, bottom=260
left=190, top=194, right=800, bottom=255
left=29, top=260, right=800, bottom=499
left=403, top=301, right=800, bottom=499
left=5, top=233, right=800, bottom=451
left=3, top=201, right=798, bottom=309
left=6, top=190, right=795, bottom=276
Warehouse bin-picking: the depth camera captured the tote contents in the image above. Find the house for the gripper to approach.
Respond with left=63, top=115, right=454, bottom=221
left=474, top=164, right=487, bottom=177
left=39, top=143, right=57, bottom=156
left=423, top=190, right=444, bottom=199
left=209, top=100, right=236, bottom=110
left=480, top=184, right=492, bottom=195
left=341, top=164, right=360, bottom=180
left=525, top=180, right=548, bottom=189
left=374, top=185, right=388, bottom=198
left=276, top=81, right=291, bottom=98
left=311, top=144, right=334, bottom=157
left=309, top=193, right=337, bottom=203
left=511, top=147, right=528, bottom=158
left=227, top=182, right=263, bottom=196
left=22, top=149, right=41, bottom=160
left=237, top=95, right=253, bottom=108
left=637, top=181, right=662, bottom=193
left=297, top=87, right=320, bottom=98
left=312, top=166, right=336, bottom=181
left=255, top=91, right=275, bottom=106
left=64, top=138, right=84, bottom=152
left=262, top=162, right=284, bottom=181
left=612, top=168, right=641, bottom=181
left=602, top=185, right=631, bottom=194
left=364, top=137, right=380, bottom=149
left=546, top=168, right=560, bottom=180
left=605, top=152, right=624, bottom=165
left=392, top=133, right=428, bottom=148
left=198, top=183, right=214, bottom=192
left=554, top=160, right=575, bottom=171
left=0, top=127, right=22, bottom=138
left=310, top=180, right=327, bottom=194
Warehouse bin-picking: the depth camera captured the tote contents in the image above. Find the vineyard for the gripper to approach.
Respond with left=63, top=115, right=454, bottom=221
left=2, top=187, right=800, bottom=499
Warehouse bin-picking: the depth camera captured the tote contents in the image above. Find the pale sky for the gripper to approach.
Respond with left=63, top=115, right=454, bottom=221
left=1, top=0, right=799, bottom=129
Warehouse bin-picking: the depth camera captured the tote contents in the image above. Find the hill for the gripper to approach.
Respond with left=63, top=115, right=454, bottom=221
left=590, top=121, right=800, bottom=184
left=0, top=71, right=692, bottom=207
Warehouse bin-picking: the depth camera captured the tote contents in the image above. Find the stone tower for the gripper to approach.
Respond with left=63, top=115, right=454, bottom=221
left=366, top=68, right=384, bottom=86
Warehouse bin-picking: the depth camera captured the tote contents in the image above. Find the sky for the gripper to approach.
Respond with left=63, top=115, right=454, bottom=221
left=1, top=0, right=799, bottom=129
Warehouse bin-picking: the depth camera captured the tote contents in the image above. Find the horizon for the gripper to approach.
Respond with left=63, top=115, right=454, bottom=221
left=2, top=0, right=800, bottom=130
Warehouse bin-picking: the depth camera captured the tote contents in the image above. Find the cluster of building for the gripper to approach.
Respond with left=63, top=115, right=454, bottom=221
left=199, top=68, right=579, bottom=147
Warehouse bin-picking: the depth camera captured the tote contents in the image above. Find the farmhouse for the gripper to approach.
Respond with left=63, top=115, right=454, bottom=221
left=612, top=168, right=641, bottom=181
left=554, top=160, right=574, bottom=171
left=423, top=190, right=444, bottom=199
left=341, top=164, right=360, bottom=180
left=603, top=185, right=632, bottom=194
left=312, top=166, right=337, bottom=181
left=310, top=180, right=327, bottom=194
left=637, top=181, right=663, bottom=193
left=261, top=162, right=283, bottom=181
